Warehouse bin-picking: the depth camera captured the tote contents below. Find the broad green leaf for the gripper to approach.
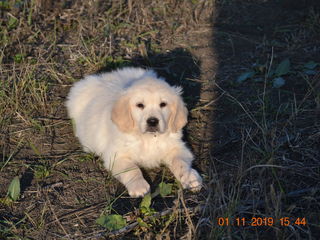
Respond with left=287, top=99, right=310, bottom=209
left=275, top=59, right=290, bottom=76
left=304, top=61, right=318, bottom=70
left=304, top=70, right=317, bottom=75
left=159, top=182, right=172, bottom=197
left=273, top=77, right=286, bottom=88
left=7, top=176, right=20, bottom=201
left=236, top=71, right=255, bottom=83
left=96, top=214, right=126, bottom=231
left=140, top=193, right=151, bottom=209
left=139, top=193, right=156, bottom=215
left=8, top=16, right=18, bottom=30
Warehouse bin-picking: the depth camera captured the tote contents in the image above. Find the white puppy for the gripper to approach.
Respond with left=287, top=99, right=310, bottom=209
left=66, top=67, right=202, bottom=197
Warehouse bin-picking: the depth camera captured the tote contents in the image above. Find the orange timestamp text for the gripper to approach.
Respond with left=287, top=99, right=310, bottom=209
left=217, top=217, right=307, bottom=227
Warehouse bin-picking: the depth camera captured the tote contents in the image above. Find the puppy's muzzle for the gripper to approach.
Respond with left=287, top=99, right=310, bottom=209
left=146, top=117, right=159, bottom=132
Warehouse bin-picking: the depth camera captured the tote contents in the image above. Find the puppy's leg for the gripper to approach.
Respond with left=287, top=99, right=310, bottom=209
left=166, top=149, right=202, bottom=191
left=109, top=159, right=150, bottom=197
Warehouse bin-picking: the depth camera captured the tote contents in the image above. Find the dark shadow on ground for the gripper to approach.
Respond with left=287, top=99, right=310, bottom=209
left=203, top=0, right=320, bottom=239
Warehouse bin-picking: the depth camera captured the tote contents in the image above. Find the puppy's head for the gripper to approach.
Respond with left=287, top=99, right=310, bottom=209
left=111, top=77, right=188, bottom=134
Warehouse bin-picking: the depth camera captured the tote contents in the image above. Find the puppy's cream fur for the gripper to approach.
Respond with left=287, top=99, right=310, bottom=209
left=66, top=67, right=202, bottom=197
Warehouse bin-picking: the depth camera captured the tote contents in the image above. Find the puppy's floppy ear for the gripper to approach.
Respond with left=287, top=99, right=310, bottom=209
left=169, top=92, right=188, bottom=133
left=111, top=94, right=134, bottom=132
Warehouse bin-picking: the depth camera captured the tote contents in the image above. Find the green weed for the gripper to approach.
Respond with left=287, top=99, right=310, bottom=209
left=237, top=58, right=319, bottom=88
left=96, top=214, right=126, bottom=231
left=0, top=176, right=21, bottom=205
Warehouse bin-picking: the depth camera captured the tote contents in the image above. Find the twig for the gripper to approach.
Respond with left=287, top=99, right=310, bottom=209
left=46, top=195, right=70, bottom=237
left=287, top=187, right=319, bottom=198
left=47, top=201, right=107, bottom=225
left=179, top=190, right=195, bottom=237
left=43, top=182, right=63, bottom=190
left=190, top=92, right=225, bottom=113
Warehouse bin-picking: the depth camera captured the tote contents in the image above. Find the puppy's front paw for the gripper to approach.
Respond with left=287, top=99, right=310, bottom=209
left=180, top=168, right=202, bottom=192
left=126, top=178, right=150, bottom=198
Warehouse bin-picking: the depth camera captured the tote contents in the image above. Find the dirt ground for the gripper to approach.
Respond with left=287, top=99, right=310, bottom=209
left=1, top=0, right=319, bottom=239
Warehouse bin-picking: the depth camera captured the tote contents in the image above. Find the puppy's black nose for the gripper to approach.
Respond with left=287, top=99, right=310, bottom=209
left=147, top=117, right=159, bottom=127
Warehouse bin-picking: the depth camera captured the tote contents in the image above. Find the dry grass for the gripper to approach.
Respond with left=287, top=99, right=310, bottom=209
left=1, top=0, right=320, bottom=239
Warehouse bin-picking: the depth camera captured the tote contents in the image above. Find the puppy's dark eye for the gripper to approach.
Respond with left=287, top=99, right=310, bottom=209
left=160, top=102, right=167, bottom=108
left=136, top=103, right=144, bottom=109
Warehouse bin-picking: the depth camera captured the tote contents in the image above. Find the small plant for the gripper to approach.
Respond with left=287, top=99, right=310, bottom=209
left=78, top=153, right=96, bottom=162
left=7, top=14, right=18, bottom=30
left=103, top=56, right=130, bottom=70
left=13, top=53, right=25, bottom=63
left=237, top=58, right=319, bottom=88
left=136, top=194, right=155, bottom=231
left=33, top=164, right=50, bottom=180
left=136, top=182, right=174, bottom=230
left=96, top=181, right=174, bottom=232
left=237, top=58, right=291, bottom=88
left=271, top=58, right=290, bottom=88
left=139, top=193, right=156, bottom=216
left=28, top=143, right=51, bottom=180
